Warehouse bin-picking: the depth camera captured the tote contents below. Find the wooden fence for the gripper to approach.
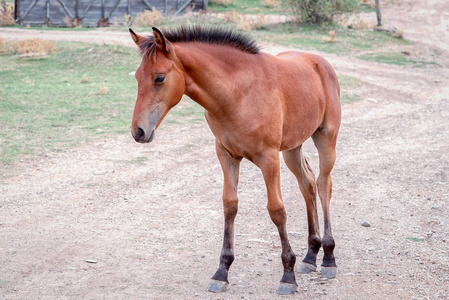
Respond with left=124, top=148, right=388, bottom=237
left=15, top=0, right=208, bottom=27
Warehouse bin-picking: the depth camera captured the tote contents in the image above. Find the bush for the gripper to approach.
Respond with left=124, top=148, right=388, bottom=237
left=133, top=8, right=164, bottom=27
left=285, top=0, right=358, bottom=25
left=0, top=0, right=15, bottom=25
left=14, top=39, right=57, bottom=58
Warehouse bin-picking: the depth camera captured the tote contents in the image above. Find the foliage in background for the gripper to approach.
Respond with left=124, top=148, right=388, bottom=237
left=284, top=0, right=359, bottom=25
left=133, top=8, right=164, bottom=27
left=0, top=0, right=15, bottom=25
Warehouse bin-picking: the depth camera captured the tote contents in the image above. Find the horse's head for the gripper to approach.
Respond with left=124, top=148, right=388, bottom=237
left=129, top=27, right=185, bottom=143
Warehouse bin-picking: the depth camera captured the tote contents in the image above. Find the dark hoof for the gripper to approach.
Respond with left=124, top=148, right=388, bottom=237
left=321, top=266, right=337, bottom=278
left=277, top=282, right=297, bottom=295
left=298, top=262, right=316, bottom=274
left=208, top=279, right=228, bottom=293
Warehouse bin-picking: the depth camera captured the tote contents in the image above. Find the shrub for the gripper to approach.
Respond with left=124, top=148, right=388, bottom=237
left=227, top=11, right=269, bottom=31
left=14, top=39, right=57, bottom=58
left=133, top=8, right=164, bottom=27
left=284, top=0, right=358, bottom=25
left=0, top=0, right=15, bottom=26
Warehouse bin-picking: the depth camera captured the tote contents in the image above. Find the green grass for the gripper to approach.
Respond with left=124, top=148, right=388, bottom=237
left=407, top=237, right=424, bottom=242
left=338, top=74, right=362, bottom=104
left=208, top=0, right=285, bottom=15
left=208, top=0, right=367, bottom=16
left=0, top=42, right=140, bottom=169
left=357, top=52, right=437, bottom=67
left=253, top=23, right=410, bottom=55
left=250, top=23, right=436, bottom=67
left=0, top=41, right=205, bottom=174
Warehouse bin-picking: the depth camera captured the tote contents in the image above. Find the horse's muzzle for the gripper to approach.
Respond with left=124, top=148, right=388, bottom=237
left=132, top=127, right=155, bottom=143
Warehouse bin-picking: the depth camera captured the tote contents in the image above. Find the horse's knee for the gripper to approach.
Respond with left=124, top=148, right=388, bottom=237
left=267, top=206, right=287, bottom=227
left=223, top=198, right=238, bottom=219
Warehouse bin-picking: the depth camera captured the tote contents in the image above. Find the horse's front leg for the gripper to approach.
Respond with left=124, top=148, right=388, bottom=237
left=208, top=140, right=242, bottom=293
left=256, top=153, right=298, bottom=295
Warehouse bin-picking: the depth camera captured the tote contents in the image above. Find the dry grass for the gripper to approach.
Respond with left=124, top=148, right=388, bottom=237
left=14, top=39, right=57, bottom=59
left=262, top=0, right=279, bottom=8
left=392, top=29, right=404, bottom=39
left=0, top=36, right=6, bottom=53
left=64, top=16, right=81, bottom=28
left=0, top=0, right=15, bottom=26
left=0, top=36, right=14, bottom=54
left=322, top=30, right=336, bottom=43
left=111, top=14, right=133, bottom=28
left=134, top=8, right=164, bottom=27
left=226, top=11, right=269, bottom=31
left=95, top=86, right=109, bottom=95
left=0, top=36, right=4, bottom=51
left=80, top=74, right=90, bottom=83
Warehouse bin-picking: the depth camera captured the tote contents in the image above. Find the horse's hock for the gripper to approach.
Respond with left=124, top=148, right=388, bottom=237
left=14, top=0, right=208, bottom=27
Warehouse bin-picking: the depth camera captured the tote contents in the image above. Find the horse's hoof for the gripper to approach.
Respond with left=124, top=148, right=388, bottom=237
left=321, top=266, right=337, bottom=278
left=277, top=282, right=298, bottom=295
left=298, top=262, right=316, bottom=274
left=208, top=279, right=228, bottom=293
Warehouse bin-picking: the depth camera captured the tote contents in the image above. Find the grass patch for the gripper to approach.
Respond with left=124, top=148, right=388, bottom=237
left=253, top=23, right=410, bottom=55
left=406, top=237, right=424, bottom=242
left=0, top=41, right=141, bottom=170
left=0, top=40, right=206, bottom=174
left=357, top=52, right=436, bottom=67
left=166, top=97, right=204, bottom=125
left=208, top=0, right=284, bottom=14
left=338, top=74, right=362, bottom=104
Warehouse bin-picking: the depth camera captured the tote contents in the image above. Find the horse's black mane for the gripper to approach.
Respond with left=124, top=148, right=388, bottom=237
left=138, top=26, right=261, bottom=56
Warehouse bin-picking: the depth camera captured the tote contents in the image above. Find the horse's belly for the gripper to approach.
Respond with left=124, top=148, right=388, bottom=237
left=205, top=111, right=283, bottom=161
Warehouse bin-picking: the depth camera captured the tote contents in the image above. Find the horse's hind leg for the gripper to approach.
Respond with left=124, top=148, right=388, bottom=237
left=312, top=126, right=339, bottom=278
left=283, top=145, right=321, bottom=273
left=208, top=140, right=242, bottom=293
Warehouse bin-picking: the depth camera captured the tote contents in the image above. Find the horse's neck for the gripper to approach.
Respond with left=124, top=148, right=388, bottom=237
left=175, top=43, right=254, bottom=117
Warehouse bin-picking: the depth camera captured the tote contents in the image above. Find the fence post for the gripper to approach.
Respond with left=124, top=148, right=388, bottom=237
left=375, top=0, right=382, bottom=27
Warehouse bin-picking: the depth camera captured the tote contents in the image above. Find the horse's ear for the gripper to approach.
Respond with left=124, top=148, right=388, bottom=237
left=129, top=28, right=145, bottom=46
left=152, top=27, right=173, bottom=53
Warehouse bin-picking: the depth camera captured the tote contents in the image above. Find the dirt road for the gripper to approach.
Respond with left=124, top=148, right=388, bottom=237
left=1, top=1, right=448, bottom=299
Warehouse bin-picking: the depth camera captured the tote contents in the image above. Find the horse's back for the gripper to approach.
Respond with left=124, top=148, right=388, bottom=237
left=276, top=51, right=340, bottom=100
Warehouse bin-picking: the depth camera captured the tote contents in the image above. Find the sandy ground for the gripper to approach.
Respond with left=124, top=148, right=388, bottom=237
left=1, top=1, right=449, bottom=299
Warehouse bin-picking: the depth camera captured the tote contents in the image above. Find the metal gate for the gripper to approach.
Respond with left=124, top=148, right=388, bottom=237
left=15, top=0, right=208, bottom=27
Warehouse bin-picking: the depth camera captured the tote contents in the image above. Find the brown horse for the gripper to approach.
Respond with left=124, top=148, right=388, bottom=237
left=129, top=26, right=341, bottom=295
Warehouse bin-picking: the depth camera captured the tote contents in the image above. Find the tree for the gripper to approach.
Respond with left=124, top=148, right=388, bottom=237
left=285, top=0, right=358, bottom=25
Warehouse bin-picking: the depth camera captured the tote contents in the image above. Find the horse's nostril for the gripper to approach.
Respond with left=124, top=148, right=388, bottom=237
left=134, top=127, right=145, bottom=142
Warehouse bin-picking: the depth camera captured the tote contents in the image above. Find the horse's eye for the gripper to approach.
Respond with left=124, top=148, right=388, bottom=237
left=154, top=75, right=165, bottom=84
